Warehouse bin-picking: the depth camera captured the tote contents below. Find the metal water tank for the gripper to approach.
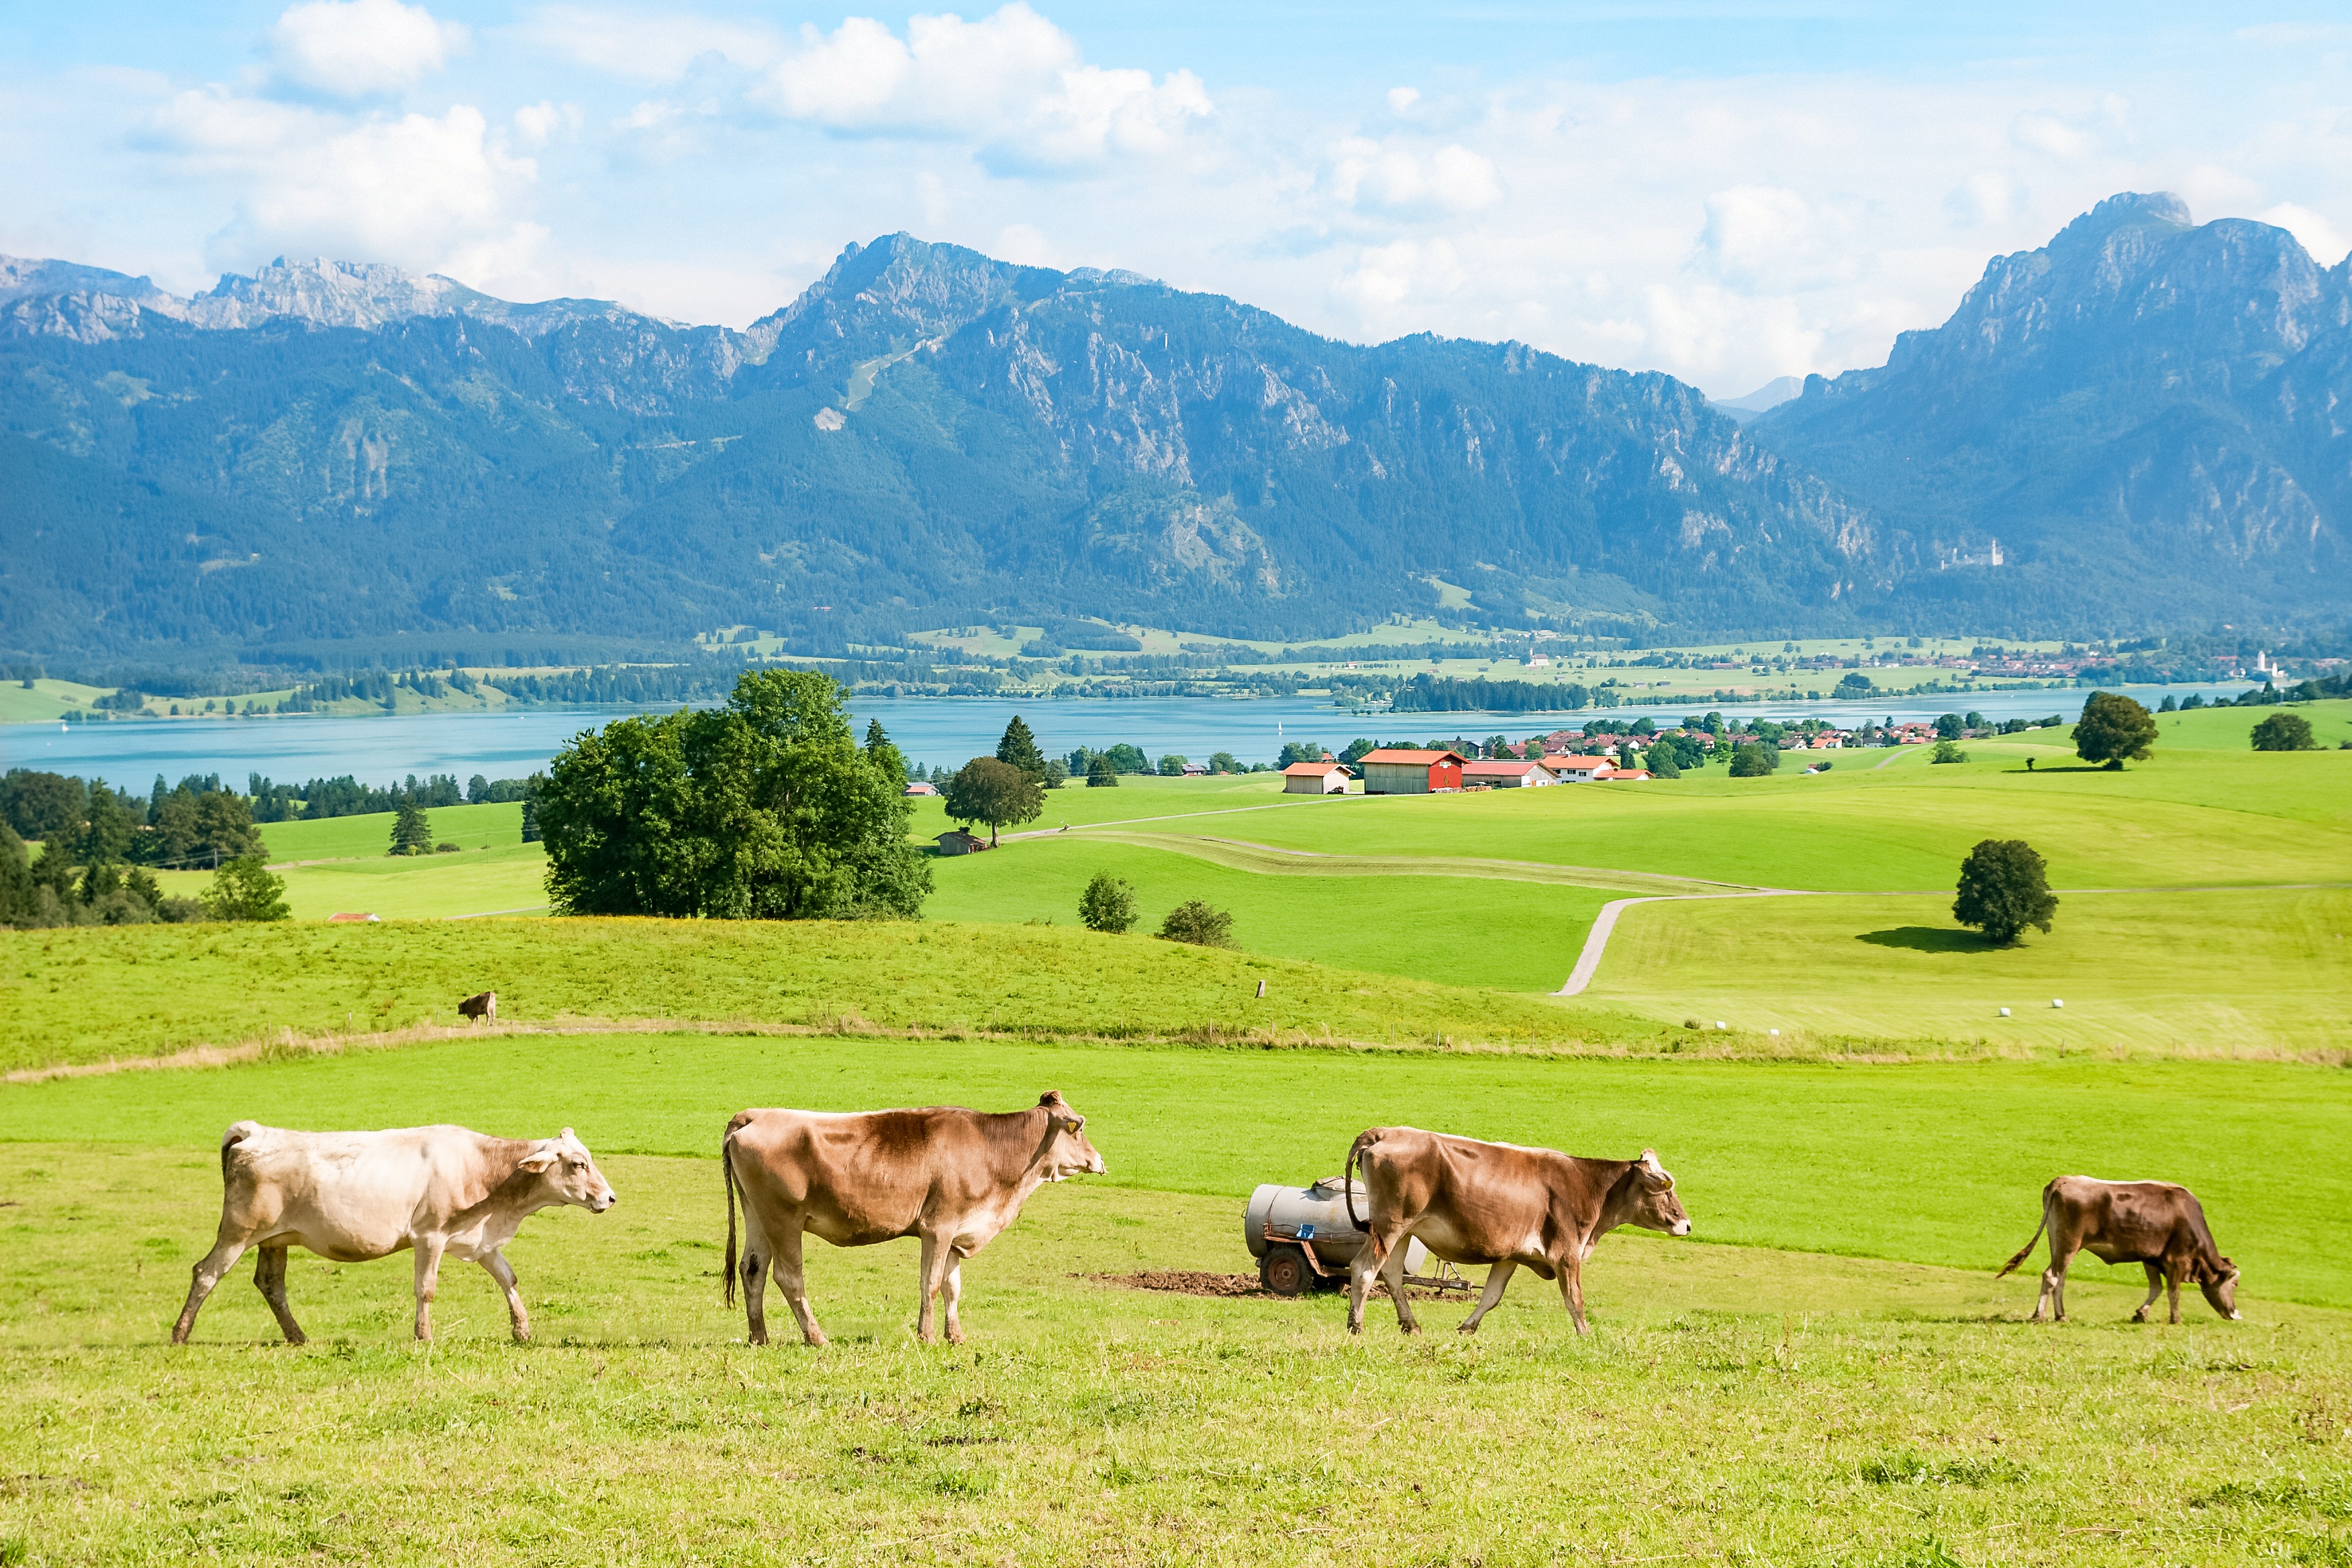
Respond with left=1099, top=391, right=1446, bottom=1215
left=1244, top=1177, right=1428, bottom=1295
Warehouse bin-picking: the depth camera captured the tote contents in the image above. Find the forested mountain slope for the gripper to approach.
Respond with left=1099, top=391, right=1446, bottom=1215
left=1751, top=193, right=2350, bottom=629
left=6, top=200, right=2349, bottom=667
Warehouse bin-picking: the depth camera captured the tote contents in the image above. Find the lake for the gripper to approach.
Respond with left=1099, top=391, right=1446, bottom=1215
left=0, top=685, right=2259, bottom=791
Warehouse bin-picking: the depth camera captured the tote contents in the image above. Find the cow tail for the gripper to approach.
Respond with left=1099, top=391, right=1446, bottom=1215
left=1344, top=1129, right=1379, bottom=1236
left=220, top=1120, right=260, bottom=1181
left=722, top=1132, right=740, bottom=1309
left=1997, top=1187, right=2052, bottom=1278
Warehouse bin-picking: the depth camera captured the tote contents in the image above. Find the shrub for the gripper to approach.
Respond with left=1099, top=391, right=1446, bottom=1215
left=1930, top=740, right=1969, bottom=764
left=1952, top=838, right=2057, bottom=945
left=2251, top=712, right=2318, bottom=752
left=1728, top=742, right=1779, bottom=777
left=1158, top=899, right=1235, bottom=947
left=201, top=856, right=290, bottom=922
left=434, top=841, right=460, bottom=853
left=1078, top=872, right=1138, bottom=934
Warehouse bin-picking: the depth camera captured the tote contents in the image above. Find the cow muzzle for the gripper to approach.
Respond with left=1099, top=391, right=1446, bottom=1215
left=593, top=1192, right=617, bottom=1212
left=1671, top=1219, right=1692, bottom=1238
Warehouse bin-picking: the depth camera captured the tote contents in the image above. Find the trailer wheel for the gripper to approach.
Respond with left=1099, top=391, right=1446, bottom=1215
left=1261, top=1245, right=1312, bottom=1297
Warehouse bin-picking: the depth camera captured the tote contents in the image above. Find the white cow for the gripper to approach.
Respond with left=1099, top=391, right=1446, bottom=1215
left=171, top=1120, right=616, bottom=1345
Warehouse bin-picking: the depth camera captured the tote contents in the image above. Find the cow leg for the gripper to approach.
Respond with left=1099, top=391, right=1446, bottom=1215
left=1459, top=1261, right=1519, bottom=1334
left=1557, top=1253, right=1591, bottom=1336
left=940, top=1259, right=966, bottom=1346
left=1346, top=1244, right=1379, bottom=1335
left=2033, top=1246, right=2071, bottom=1323
left=1380, top=1236, right=1422, bottom=1335
left=2130, top=1263, right=2163, bottom=1324
left=411, top=1236, right=448, bottom=1340
left=773, top=1226, right=825, bottom=1349
left=2165, top=1269, right=2183, bottom=1326
left=172, top=1234, right=250, bottom=1344
left=252, top=1246, right=307, bottom=1345
left=915, top=1232, right=953, bottom=1344
left=482, top=1250, right=530, bottom=1342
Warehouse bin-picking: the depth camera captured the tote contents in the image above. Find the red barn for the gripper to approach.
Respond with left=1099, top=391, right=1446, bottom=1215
left=1357, top=748, right=1467, bottom=795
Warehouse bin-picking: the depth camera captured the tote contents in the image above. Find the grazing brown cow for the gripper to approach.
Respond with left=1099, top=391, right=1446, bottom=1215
left=172, top=1121, right=616, bottom=1345
left=723, top=1092, right=1104, bottom=1346
left=1998, top=1175, right=2241, bottom=1324
left=458, top=991, right=496, bottom=1023
left=1343, top=1126, right=1690, bottom=1336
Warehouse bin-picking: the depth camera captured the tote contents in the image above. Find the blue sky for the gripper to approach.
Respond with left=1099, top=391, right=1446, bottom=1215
left=6, top=1, right=2351, bottom=394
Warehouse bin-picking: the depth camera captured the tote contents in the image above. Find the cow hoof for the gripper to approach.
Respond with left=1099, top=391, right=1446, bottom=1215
left=1457, top=1322, right=1479, bottom=1335
left=945, top=1330, right=966, bottom=1346
left=801, top=1332, right=828, bottom=1349
left=2129, top=1310, right=2148, bottom=1324
left=1400, top=1325, right=1422, bottom=1337
left=748, top=1331, right=769, bottom=1347
left=285, top=1332, right=309, bottom=1347
left=510, top=1330, right=531, bottom=1344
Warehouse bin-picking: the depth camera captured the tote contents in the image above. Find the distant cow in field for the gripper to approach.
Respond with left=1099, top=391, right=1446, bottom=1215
left=172, top=1121, right=616, bottom=1345
left=1343, top=1126, right=1691, bottom=1336
left=1998, top=1175, right=2240, bottom=1324
left=723, top=1091, right=1105, bottom=1346
left=458, top=991, right=496, bottom=1023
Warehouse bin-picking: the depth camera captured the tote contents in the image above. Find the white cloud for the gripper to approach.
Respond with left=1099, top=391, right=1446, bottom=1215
left=742, top=4, right=1209, bottom=168
left=272, top=0, right=468, bottom=97
left=524, top=5, right=779, bottom=83
left=1329, top=139, right=1502, bottom=216
left=2259, top=201, right=2351, bottom=263
left=149, top=89, right=541, bottom=281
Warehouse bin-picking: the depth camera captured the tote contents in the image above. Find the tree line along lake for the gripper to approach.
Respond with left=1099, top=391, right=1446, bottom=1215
left=0, top=686, right=2262, bottom=793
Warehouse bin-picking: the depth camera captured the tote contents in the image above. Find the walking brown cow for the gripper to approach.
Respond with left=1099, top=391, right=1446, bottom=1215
left=1343, top=1126, right=1691, bottom=1336
left=722, top=1091, right=1104, bottom=1346
left=1998, top=1175, right=2241, bottom=1324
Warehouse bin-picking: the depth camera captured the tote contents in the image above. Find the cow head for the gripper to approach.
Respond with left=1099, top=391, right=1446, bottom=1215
left=1628, top=1149, right=1692, bottom=1237
left=1036, top=1091, right=1106, bottom=1181
left=519, top=1128, right=618, bottom=1212
left=2200, top=1256, right=2242, bottom=1320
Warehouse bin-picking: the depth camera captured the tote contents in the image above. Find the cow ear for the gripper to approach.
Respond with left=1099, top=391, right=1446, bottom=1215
left=518, top=1146, right=559, bottom=1173
left=1640, top=1148, right=1660, bottom=1169
left=1038, top=1091, right=1065, bottom=1108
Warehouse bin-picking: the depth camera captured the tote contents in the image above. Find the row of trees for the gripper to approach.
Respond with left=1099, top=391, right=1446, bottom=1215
left=1, top=769, right=266, bottom=871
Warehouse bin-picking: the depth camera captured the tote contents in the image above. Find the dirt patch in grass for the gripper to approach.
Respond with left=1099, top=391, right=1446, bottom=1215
left=1095, top=1271, right=1269, bottom=1297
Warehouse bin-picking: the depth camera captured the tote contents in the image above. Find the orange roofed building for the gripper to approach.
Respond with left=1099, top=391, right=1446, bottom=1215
left=1357, top=748, right=1467, bottom=795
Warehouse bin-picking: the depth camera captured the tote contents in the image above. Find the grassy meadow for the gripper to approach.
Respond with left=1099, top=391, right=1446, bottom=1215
left=5, top=702, right=2352, bottom=1562
left=3, top=1030, right=2349, bottom=1564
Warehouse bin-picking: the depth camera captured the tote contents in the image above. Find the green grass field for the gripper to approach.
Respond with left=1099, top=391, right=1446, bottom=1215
left=1586, top=886, right=2352, bottom=1052
left=4, top=1031, right=2349, bottom=1563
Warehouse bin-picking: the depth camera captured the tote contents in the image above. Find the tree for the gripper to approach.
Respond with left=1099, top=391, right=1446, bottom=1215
left=1079, top=871, right=1138, bottom=933
left=537, top=669, right=931, bottom=920
left=1934, top=713, right=1965, bottom=740
left=1277, top=740, right=1324, bottom=767
left=1930, top=739, right=1969, bottom=764
left=1208, top=751, right=1239, bottom=775
left=1158, top=754, right=1188, bottom=776
left=1834, top=671, right=1874, bottom=699
left=1086, top=754, right=1118, bottom=788
left=1645, top=744, right=1681, bottom=779
left=943, top=756, right=1042, bottom=846
left=2251, top=712, right=2317, bottom=752
left=1104, top=743, right=1150, bottom=775
left=520, top=780, right=543, bottom=843
left=1158, top=898, right=1234, bottom=946
left=995, top=716, right=1048, bottom=784
left=1340, top=738, right=1377, bottom=765
left=865, top=719, right=910, bottom=787
left=1728, top=742, right=1779, bottom=777
left=201, top=856, right=291, bottom=922
left=1952, top=838, right=2058, bottom=944
left=2074, top=691, right=2159, bottom=769
left=390, top=801, right=434, bottom=856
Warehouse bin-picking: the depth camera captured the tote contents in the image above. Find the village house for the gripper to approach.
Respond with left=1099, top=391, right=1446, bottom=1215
left=903, top=781, right=939, bottom=796
left=1538, top=754, right=1616, bottom=782
left=1357, top=748, right=1467, bottom=795
left=1461, top=759, right=1555, bottom=788
left=1280, top=761, right=1351, bottom=795
left=935, top=829, right=989, bottom=854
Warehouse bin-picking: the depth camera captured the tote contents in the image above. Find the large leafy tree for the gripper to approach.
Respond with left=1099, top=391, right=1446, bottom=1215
left=2073, top=691, right=2158, bottom=769
left=538, top=669, right=930, bottom=919
left=1952, top=838, right=2058, bottom=944
left=942, top=756, right=1042, bottom=846
left=995, top=716, right=1050, bottom=785
left=201, top=856, right=291, bottom=922
left=865, top=719, right=910, bottom=786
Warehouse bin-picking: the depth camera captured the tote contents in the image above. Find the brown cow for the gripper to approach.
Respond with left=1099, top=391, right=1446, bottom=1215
left=1998, top=1175, right=2241, bottom=1324
left=722, top=1091, right=1104, bottom=1346
left=1343, top=1126, right=1691, bottom=1336
left=173, top=1121, right=616, bottom=1345
left=458, top=991, right=496, bottom=1023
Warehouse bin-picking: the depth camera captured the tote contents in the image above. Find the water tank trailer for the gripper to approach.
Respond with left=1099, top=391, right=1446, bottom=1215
left=1245, top=1177, right=1442, bottom=1296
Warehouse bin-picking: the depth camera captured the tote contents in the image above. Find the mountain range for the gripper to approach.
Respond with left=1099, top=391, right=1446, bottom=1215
left=2, top=191, right=2345, bottom=669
